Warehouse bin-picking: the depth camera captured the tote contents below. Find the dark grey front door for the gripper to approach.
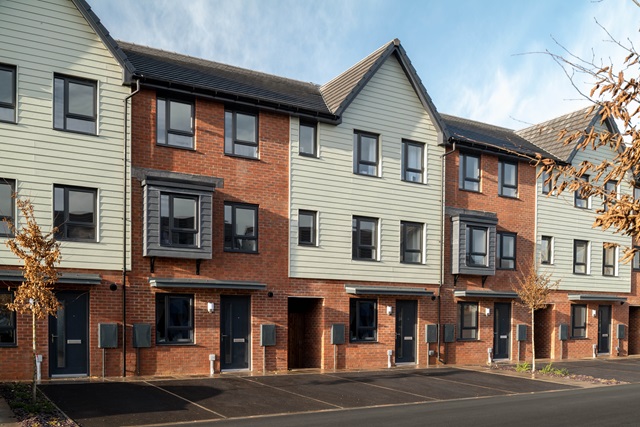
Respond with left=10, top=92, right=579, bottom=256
left=221, top=295, right=250, bottom=370
left=395, top=300, right=417, bottom=363
left=598, top=305, right=611, bottom=354
left=49, top=291, right=89, bottom=376
left=493, top=302, right=511, bottom=359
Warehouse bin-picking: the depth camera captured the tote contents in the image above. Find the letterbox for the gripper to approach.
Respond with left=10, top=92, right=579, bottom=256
left=260, top=324, right=276, bottom=346
left=98, top=323, right=118, bottom=349
left=132, top=323, right=152, bottom=348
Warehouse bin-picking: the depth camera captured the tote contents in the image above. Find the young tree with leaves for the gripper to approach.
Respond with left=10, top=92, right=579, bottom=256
left=4, top=198, right=61, bottom=403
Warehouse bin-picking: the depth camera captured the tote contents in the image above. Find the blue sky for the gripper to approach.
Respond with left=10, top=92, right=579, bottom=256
left=88, top=0, right=639, bottom=129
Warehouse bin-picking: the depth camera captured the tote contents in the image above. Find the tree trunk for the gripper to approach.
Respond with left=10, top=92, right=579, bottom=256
left=531, top=309, right=536, bottom=379
left=32, top=311, right=37, bottom=403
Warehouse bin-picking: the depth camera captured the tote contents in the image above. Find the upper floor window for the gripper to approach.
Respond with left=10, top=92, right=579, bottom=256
left=466, top=226, right=488, bottom=267
left=225, top=110, right=258, bottom=158
left=157, top=97, right=194, bottom=149
left=299, top=122, right=317, bottom=157
left=298, top=210, right=317, bottom=246
left=458, top=302, right=478, bottom=340
left=0, top=179, right=15, bottom=237
left=497, top=232, right=516, bottom=270
left=459, top=152, right=480, bottom=192
left=602, top=244, right=618, bottom=276
left=603, top=180, right=618, bottom=212
left=53, top=75, right=96, bottom=134
left=224, top=203, right=258, bottom=253
left=352, top=216, right=378, bottom=261
left=354, top=131, right=378, bottom=176
left=574, top=175, right=590, bottom=209
left=401, top=221, right=423, bottom=264
left=498, top=160, right=517, bottom=198
left=541, top=170, right=551, bottom=195
left=160, top=194, right=198, bottom=247
left=156, top=293, right=194, bottom=344
left=573, top=239, right=590, bottom=274
left=541, top=235, right=553, bottom=265
left=402, top=140, right=424, bottom=183
left=0, top=291, right=16, bottom=346
left=349, top=298, right=377, bottom=342
left=571, top=304, right=587, bottom=338
left=0, top=64, right=16, bottom=123
left=53, top=185, right=96, bottom=242
left=633, top=246, right=640, bottom=271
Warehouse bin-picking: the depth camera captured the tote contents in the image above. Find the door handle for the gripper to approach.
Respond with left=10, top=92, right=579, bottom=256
left=51, top=334, right=58, bottom=344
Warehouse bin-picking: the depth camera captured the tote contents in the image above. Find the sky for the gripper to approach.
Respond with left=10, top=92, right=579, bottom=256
left=88, top=0, right=640, bottom=129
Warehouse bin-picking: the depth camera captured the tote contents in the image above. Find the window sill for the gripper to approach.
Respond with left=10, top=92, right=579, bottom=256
left=53, top=127, right=97, bottom=137
left=156, top=143, right=195, bottom=151
left=401, top=261, right=424, bottom=265
left=224, top=249, right=260, bottom=255
left=58, top=239, right=98, bottom=244
left=458, top=188, right=481, bottom=194
left=570, top=337, right=588, bottom=340
left=0, top=119, right=16, bottom=125
left=457, top=338, right=478, bottom=342
left=299, top=153, right=318, bottom=159
left=298, top=243, right=318, bottom=247
left=225, top=153, right=260, bottom=161
left=0, top=344, right=17, bottom=348
left=352, top=258, right=379, bottom=262
left=353, top=172, right=381, bottom=179
left=498, top=194, right=519, bottom=200
left=156, top=342, right=196, bottom=346
left=402, top=179, right=426, bottom=185
left=349, top=340, right=378, bottom=344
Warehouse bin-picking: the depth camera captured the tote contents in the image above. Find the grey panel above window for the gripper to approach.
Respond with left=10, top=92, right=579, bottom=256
left=449, top=209, right=497, bottom=276
left=157, top=97, right=194, bottom=149
left=299, top=122, right=317, bottom=157
left=225, top=110, right=258, bottom=158
left=354, top=131, right=379, bottom=176
left=53, top=185, right=97, bottom=242
left=53, top=75, right=96, bottom=134
left=0, top=178, right=15, bottom=237
left=0, top=64, right=16, bottom=123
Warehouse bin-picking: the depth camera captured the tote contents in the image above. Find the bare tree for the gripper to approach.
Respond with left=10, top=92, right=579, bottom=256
left=513, top=267, right=560, bottom=378
left=4, top=198, right=61, bottom=403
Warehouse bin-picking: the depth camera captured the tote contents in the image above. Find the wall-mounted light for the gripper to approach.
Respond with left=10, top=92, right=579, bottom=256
left=485, top=308, right=491, bottom=316
left=207, top=302, right=215, bottom=313
left=386, top=306, right=393, bottom=315
left=592, top=309, right=597, bottom=318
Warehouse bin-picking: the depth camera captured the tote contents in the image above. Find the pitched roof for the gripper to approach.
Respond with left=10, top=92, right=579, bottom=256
left=515, top=106, right=600, bottom=162
left=118, top=41, right=336, bottom=121
left=441, top=114, right=560, bottom=161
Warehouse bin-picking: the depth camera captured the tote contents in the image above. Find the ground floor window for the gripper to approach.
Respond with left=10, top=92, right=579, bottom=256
left=156, top=294, right=194, bottom=344
left=349, top=298, right=377, bottom=342
left=458, top=302, right=478, bottom=340
left=571, top=304, right=587, bottom=338
left=0, top=291, right=15, bottom=346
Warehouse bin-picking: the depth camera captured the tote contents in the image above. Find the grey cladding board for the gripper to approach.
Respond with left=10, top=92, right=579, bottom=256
left=132, top=323, right=152, bottom=348
left=450, top=211, right=497, bottom=276
left=516, top=324, right=527, bottom=341
left=98, top=323, right=118, bottom=348
left=443, top=324, right=455, bottom=343
left=425, top=324, right=438, bottom=343
left=331, top=324, right=345, bottom=345
left=559, top=324, right=569, bottom=341
left=260, top=324, right=276, bottom=346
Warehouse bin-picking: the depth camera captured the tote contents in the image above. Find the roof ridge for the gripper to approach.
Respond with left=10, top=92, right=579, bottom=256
left=440, top=113, right=516, bottom=132
left=320, top=39, right=395, bottom=89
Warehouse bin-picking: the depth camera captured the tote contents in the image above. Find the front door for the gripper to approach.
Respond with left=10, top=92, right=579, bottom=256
left=395, top=300, right=417, bottom=364
left=49, top=291, right=89, bottom=377
left=598, top=305, right=611, bottom=354
left=493, top=302, right=511, bottom=359
left=221, top=295, right=250, bottom=370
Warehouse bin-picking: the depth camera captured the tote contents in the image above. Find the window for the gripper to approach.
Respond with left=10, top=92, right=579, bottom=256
left=160, top=194, right=198, bottom=247
left=497, top=232, right=516, bottom=270
left=157, top=97, right=194, bottom=148
left=156, top=294, right=194, bottom=344
left=225, top=110, right=258, bottom=158
left=541, top=170, right=551, bottom=195
left=298, top=210, right=316, bottom=246
left=466, top=226, right=488, bottom=267
left=633, top=246, right=640, bottom=271
left=299, top=122, right=317, bottom=157
left=401, top=221, right=423, bottom=264
left=352, top=216, right=378, bottom=260
left=541, top=236, right=553, bottom=265
left=574, top=175, right=590, bottom=209
left=224, top=203, right=258, bottom=252
left=603, top=180, right=618, bottom=212
left=573, top=240, right=589, bottom=274
left=354, top=131, right=378, bottom=176
left=0, top=179, right=15, bottom=237
left=602, top=244, right=617, bottom=276
left=53, top=75, right=96, bottom=134
left=349, top=299, right=377, bottom=342
left=0, top=292, right=16, bottom=346
left=0, top=64, right=16, bottom=123
left=571, top=304, right=587, bottom=338
left=459, top=152, right=480, bottom=191
left=458, top=302, right=478, bottom=340
left=402, top=140, right=424, bottom=183
left=53, top=185, right=97, bottom=242
left=498, top=160, right=518, bottom=197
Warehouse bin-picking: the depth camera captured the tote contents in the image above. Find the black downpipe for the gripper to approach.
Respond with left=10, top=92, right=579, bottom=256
left=439, top=142, right=456, bottom=364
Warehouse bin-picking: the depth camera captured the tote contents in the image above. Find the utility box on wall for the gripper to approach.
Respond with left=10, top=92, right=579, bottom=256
left=98, top=323, right=118, bottom=349
left=443, top=324, right=455, bottom=343
left=132, top=323, right=152, bottom=348
left=331, top=324, right=345, bottom=345
left=617, top=324, right=626, bottom=340
left=425, top=324, right=438, bottom=343
left=260, top=324, right=276, bottom=346
left=516, top=324, right=527, bottom=341
left=559, top=324, right=569, bottom=341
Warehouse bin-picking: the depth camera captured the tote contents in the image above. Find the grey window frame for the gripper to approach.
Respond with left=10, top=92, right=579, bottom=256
left=298, top=210, right=317, bottom=246
left=541, top=170, right=551, bottom=194
left=299, top=122, right=317, bottom=157
left=633, top=246, right=640, bottom=271
left=459, top=152, right=480, bottom=192
left=352, top=216, right=378, bottom=261
left=602, top=244, right=617, bottom=276
left=349, top=298, right=377, bottom=342
left=156, top=96, right=194, bottom=149
left=571, top=304, right=587, bottom=338
left=401, top=221, right=423, bottom=264
left=603, top=180, right=618, bottom=212
left=573, top=239, right=589, bottom=275
left=497, top=232, right=516, bottom=270
left=402, top=140, right=424, bottom=183
left=574, top=175, right=590, bottom=209
left=541, top=235, right=553, bottom=265
left=458, top=302, right=478, bottom=340
left=0, top=291, right=16, bottom=346
left=498, top=159, right=518, bottom=198
left=53, top=185, right=97, bottom=242
left=354, top=131, right=379, bottom=176
left=155, top=293, right=194, bottom=345
left=466, top=226, right=488, bottom=267
left=160, top=193, right=199, bottom=248
left=224, top=202, right=259, bottom=253
left=0, top=178, right=15, bottom=237
left=53, top=74, right=97, bottom=135
left=225, top=109, right=259, bottom=159
left=0, top=64, right=16, bottom=124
